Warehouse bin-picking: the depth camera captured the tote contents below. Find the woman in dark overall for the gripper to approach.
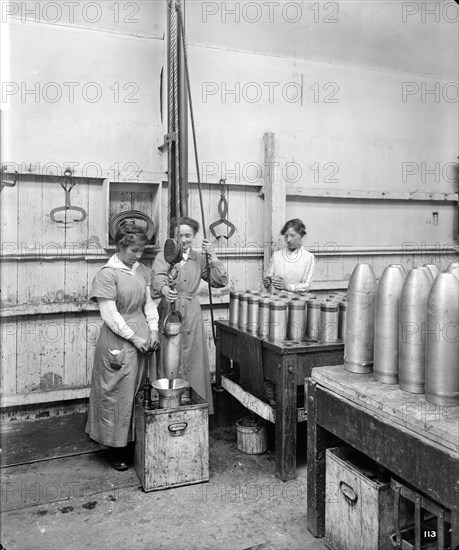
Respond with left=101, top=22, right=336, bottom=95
left=153, top=217, right=228, bottom=414
left=86, top=225, right=159, bottom=470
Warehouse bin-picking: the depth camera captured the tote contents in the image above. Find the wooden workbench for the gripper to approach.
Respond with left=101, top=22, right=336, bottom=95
left=214, top=320, right=344, bottom=481
left=306, top=365, right=459, bottom=547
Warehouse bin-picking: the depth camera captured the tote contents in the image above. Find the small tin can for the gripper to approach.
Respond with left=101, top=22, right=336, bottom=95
left=306, top=299, right=320, bottom=340
left=269, top=301, right=287, bottom=341
left=238, top=292, right=250, bottom=331
left=320, top=302, right=339, bottom=343
left=229, top=291, right=240, bottom=326
left=247, top=295, right=260, bottom=333
left=288, top=300, right=306, bottom=340
left=258, top=297, right=271, bottom=339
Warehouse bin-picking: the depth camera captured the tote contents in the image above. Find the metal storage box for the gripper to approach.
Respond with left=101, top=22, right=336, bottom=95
left=325, top=446, right=393, bottom=550
left=134, top=388, right=209, bottom=492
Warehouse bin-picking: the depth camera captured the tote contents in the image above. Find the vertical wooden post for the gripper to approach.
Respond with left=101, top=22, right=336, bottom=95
left=307, top=379, right=332, bottom=537
left=263, top=132, right=286, bottom=274
left=275, top=353, right=297, bottom=481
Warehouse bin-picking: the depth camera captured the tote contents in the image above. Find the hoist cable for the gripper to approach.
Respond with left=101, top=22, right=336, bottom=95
left=172, top=2, right=181, bottom=217
left=176, top=0, right=217, bottom=344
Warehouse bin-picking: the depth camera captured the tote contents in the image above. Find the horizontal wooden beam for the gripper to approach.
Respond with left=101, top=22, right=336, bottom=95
left=286, top=186, right=458, bottom=202
left=222, top=376, right=275, bottom=423
left=1, top=164, right=166, bottom=183
left=221, top=376, right=307, bottom=423
left=1, top=387, right=90, bottom=408
left=0, top=294, right=230, bottom=318
left=0, top=302, right=100, bottom=318
left=0, top=247, right=263, bottom=262
left=2, top=244, right=457, bottom=262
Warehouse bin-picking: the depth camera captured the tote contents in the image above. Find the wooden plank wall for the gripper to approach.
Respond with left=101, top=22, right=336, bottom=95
left=1, top=1, right=458, bottom=414
left=1, top=171, right=456, bottom=412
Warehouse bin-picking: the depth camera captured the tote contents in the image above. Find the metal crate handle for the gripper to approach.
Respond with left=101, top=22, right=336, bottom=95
left=339, top=481, right=358, bottom=506
left=168, top=422, right=188, bottom=436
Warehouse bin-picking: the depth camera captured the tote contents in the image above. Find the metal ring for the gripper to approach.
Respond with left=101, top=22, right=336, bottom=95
left=109, top=210, right=156, bottom=242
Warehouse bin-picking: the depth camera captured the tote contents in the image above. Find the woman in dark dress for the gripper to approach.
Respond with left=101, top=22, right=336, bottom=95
left=86, top=225, right=159, bottom=470
left=153, top=217, right=228, bottom=414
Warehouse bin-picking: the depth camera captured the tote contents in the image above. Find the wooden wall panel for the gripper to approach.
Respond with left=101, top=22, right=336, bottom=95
left=63, top=314, right=88, bottom=388
left=2, top=2, right=457, bottom=411
left=65, top=260, right=89, bottom=303
left=16, top=317, right=42, bottom=393
left=1, top=319, right=17, bottom=396
left=0, top=179, right=19, bottom=307
left=40, top=313, right=65, bottom=391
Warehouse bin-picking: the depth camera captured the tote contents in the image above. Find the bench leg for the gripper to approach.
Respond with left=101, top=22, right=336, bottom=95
left=275, top=355, right=297, bottom=481
left=307, top=379, right=333, bottom=537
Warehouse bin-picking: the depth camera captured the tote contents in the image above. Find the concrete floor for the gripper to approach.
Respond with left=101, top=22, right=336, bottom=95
left=1, top=425, right=327, bottom=550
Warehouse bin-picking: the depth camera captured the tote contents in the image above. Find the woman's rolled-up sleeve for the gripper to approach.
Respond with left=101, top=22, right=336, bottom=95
left=201, top=255, right=228, bottom=288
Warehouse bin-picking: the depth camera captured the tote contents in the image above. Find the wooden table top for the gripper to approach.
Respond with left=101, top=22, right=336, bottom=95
left=311, top=365, right=458, bottom=457
left=215, top=320, right=344, bottom=355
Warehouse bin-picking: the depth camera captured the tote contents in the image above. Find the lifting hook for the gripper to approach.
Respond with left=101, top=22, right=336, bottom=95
left=50, top=170, right=87, bottom=226
left=209, top=179, right=236, bottom=241
left=1, top=166, right=18, bottom=191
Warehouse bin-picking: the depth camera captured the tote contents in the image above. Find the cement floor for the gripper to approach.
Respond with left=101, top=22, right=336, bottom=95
left=1, top=425, right=327, bottom=550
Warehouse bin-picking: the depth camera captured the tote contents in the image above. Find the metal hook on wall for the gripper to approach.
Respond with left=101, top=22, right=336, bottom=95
left=1, top=166, right=18, bottom=191
left=209, top=178, right=236, bottom=241
left=49, top=169, right=87, bottom=227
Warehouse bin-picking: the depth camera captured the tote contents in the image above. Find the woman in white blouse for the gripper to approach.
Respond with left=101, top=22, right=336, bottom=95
left=263, top=218, right=315, bottom=294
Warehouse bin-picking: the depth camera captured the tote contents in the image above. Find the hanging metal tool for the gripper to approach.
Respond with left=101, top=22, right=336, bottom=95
left=50, top=170, right=87, bottom=226
left=1, top=166, right=18, bottom=191
left=209, top=178, right=236, bottom=241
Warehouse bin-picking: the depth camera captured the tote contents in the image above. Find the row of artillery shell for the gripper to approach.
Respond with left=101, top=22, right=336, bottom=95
left=344, top=261, right=458, bottom=405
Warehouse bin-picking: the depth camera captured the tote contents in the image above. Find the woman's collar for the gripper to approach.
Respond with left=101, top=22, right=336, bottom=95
left=285, top=245, right=303, bottom=254
left=106, top=253, right=139, bottom=273
left=182, top=248, right=197, bottom=261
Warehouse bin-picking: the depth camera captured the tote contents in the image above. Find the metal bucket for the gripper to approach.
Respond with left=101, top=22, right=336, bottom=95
left=236, top=417, right=268, bottom=455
